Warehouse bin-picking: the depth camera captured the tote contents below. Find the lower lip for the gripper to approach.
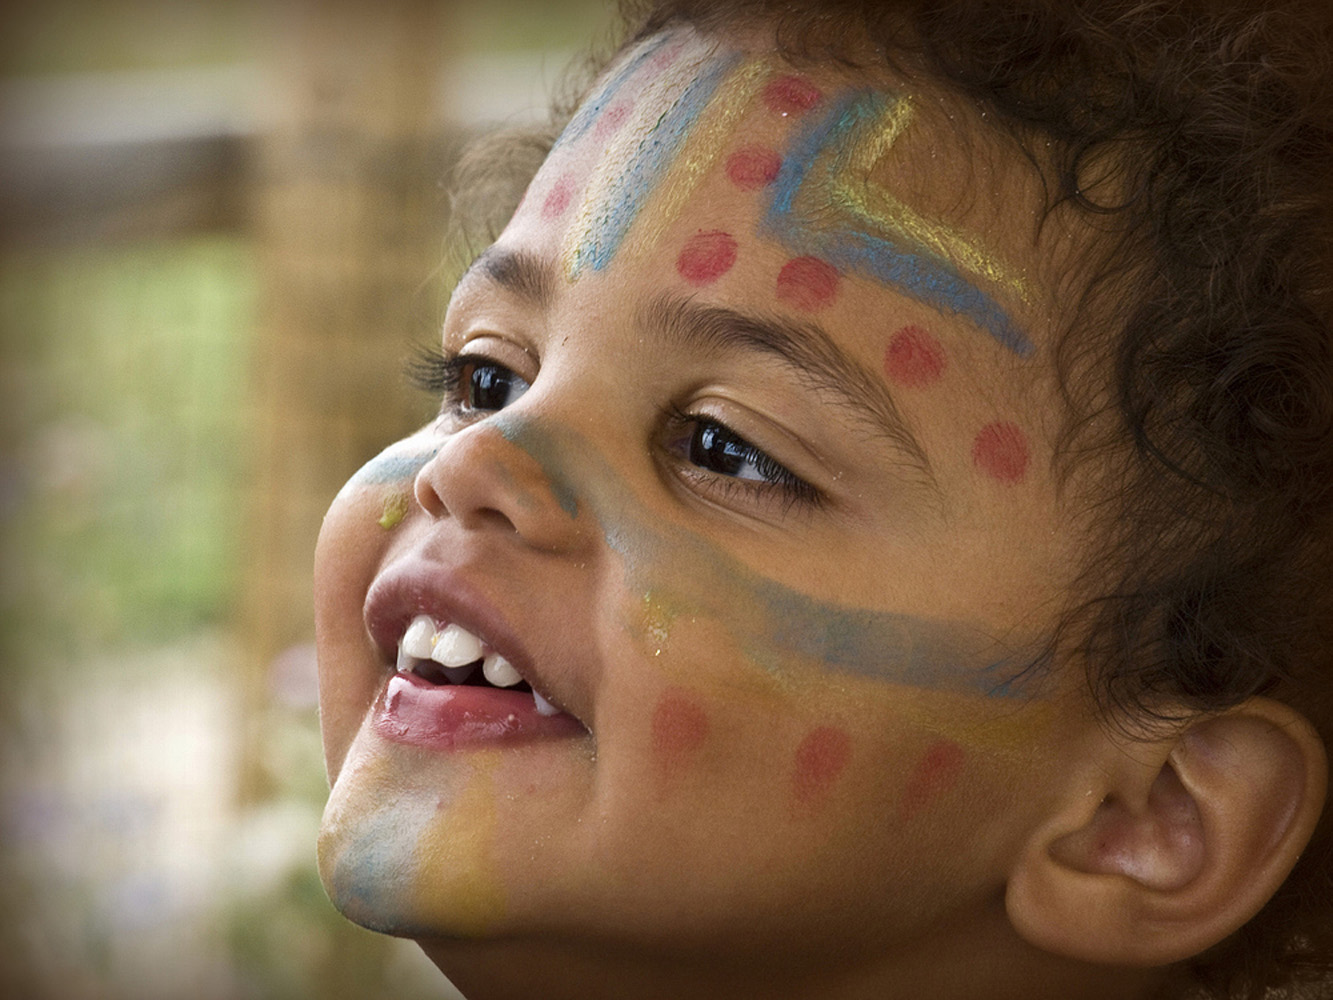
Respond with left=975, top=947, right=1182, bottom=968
left=372, top=672, right=585, bottom=751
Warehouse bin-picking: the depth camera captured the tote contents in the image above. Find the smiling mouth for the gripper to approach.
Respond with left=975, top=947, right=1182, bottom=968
left=373, top=615, right=585, bottom=751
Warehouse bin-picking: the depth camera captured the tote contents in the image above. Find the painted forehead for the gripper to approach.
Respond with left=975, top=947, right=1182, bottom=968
left=531, top=27, right=1035, bottom=358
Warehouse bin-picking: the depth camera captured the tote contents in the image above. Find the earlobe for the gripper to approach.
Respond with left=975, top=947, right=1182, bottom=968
left=1006, top=698, right=1328, bottom=967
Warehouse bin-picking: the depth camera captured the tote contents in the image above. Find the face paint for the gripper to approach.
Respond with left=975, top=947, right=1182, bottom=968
left=676, top=230, right=739, bottom=285
left=410, top=760, right=506, bottom=934
left=884, top=324, right=947, bottom=389
left=725, top=146, right=783, bottom=190
left=651, top=687, right=710, bottom=782
left=563, top=43, right=744, bottom=279
left=542, top=174, right=577, bottom=220
left=971, top=420, right=1030, bottom=484
left=764, top=91, right=1035, bottom=356
left=762, top=74, right=823, bottom=115
left=494, top=412, right=1035, bottom=697
left=341, top=445, right=440, bottom=490
left=898, top=738, right=966, bottom=821
left=775, top=255, right=841, bottom=311
left=378, top=490, right=410, bottom=529
left=791, top=725, right=852, bottom=809
left=554, top=32, right=680, bottom=149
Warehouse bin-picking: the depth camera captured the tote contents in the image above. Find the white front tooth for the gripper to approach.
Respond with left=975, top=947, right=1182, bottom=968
left=532, top=689, right=559, bottom=716
left=482, top=652, right=522, bottom=687
left=401, top=615, right=438, bottom=659
left=395, top=644, right=415, bottom=674
left=431, top=624, right=485, bottom=667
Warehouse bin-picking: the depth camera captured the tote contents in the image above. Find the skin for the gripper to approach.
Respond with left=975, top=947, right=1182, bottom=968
left=314, top=26, right=1167, bottom=1000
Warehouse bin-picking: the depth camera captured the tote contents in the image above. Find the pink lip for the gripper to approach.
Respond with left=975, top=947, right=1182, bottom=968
left=373, top=673, right=585, bottom=751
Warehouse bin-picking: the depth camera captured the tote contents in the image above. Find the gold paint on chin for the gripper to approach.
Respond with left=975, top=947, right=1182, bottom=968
left=412, top=754, right=507, bottom=935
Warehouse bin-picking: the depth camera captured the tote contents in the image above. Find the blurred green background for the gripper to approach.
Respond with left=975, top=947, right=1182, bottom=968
left=0, top=2, right=617, bottom=997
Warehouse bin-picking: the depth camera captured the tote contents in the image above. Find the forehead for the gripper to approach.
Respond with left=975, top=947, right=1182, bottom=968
left=499, top=26, right=1058, bottom=361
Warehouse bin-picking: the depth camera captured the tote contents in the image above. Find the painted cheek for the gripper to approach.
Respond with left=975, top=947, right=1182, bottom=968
left=651, top=687, right=710, bottom=783
left=884, top=324, right=947, bottom=389
left=763, top=74, right=823, bottom=115
left=378, top=490, right=410, bottom=529
left=725, top=146, right=782, bottom=190
left=776, top=256, right=840, bottom=311
left=899, top=739, right=966, bottom=821
left=791, top=725, right=852, bottom=809
left=676, top=230, right=738, bottom=285
left=971, top=421, right=1031, bottom=484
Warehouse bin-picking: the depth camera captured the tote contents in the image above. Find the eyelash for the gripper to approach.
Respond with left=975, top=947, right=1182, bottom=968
left=406, top=348, right=823, bottom=511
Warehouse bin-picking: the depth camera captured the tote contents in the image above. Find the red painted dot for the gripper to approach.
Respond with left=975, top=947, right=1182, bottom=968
left=885, top=325, right=947, bottom=388
left=676, top=230, right=738, bottom=285
left=651, top=688, right=709, bottom=777
left=776, top=256, right=840, bottom=311
left=763, top=75, right=823, bottom=115
left=593, top=100, right=633, bottom=141
left=899, top=739, right=965, bottom=821
left=541, top=174, right=575, bottom=220
left=725, top=146, right=782, bottom=190
left=792, top=726, right=852, bottom=807
left=972, top=421, right=1031, bottom=484
left=649, top=39, right=686, bottom=72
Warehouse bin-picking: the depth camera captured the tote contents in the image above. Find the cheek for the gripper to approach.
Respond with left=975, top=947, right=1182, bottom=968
left=899, top=739, right=967, bottom=821
left=650, top=687, right=711, bottom=785
left=790, top=725, right=853, bottom=810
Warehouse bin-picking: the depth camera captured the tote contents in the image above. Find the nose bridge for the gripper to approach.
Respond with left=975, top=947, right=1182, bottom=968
left=414, top=417, right=586, bottom=551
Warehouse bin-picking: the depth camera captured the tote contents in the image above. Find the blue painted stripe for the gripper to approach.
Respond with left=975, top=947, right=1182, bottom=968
left=346, top=447, right=439, bottom=487
left=766, top=91, right=1034, bottom=357
left=554, top=32, right=674, bottom=150
left=576, top=50, right=743, bottom=274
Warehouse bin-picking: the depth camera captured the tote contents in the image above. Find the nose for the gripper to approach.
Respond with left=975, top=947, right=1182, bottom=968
left=413, top=421, right=587, bottom=553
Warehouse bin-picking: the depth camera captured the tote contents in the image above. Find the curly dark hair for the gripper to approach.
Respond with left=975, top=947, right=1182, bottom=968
left=447, top=1, right=1333, bottom=995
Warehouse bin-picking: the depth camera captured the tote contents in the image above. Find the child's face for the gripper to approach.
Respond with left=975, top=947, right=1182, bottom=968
left=316, top=26, right=1098, bottom=971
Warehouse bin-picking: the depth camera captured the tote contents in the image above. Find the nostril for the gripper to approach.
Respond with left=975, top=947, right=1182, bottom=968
left=413, top=464, right=448, bottom=518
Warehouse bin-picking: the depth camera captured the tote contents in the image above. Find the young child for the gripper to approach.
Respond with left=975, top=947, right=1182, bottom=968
left=312, top=1, right=1333, bottom=997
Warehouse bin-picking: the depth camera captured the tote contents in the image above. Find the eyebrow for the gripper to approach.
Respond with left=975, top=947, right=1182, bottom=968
left=464, top=244, right=555, bottom=310
left=641, top=294, right=935, bottom=481
left=461, top=245, right=935, bottom=485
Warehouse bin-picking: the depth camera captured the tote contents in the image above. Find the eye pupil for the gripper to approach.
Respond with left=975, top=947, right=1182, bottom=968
left=467, top=363, right=526, bottom=411
left=691, top=422, right=751, bottom=477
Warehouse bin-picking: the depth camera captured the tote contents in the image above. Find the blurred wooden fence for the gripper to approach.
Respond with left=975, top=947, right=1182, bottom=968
left=0, top=0, right=574, bottom=801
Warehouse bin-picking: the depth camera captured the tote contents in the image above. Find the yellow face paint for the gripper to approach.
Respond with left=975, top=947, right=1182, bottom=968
left=619, top=57, right=773, bottom=266
left=832, top=96, right=1032, bottom=306
left=412, top=756, right=506, bottom=935
left=378, top=490, right=410, bottom=529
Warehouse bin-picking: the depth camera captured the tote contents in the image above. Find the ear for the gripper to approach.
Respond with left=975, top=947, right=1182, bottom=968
left=1006, top=698, right=1328, bottom=966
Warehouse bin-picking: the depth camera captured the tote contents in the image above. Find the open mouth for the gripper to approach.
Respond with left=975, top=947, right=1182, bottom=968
left=372, top=613, right=588, bottom=752
left=394, top=613, right=562, bottom=717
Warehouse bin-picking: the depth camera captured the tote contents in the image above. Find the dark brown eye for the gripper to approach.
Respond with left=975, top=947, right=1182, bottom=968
left=462, top=361, right=529, bottom=411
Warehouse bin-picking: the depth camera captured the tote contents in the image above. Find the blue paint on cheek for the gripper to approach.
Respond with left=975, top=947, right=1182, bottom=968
left=344, top=446, right=440, bottom=488
left=493, top=416, right=580, bottom=519
left=493, top=415, right=1032, bottom=698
